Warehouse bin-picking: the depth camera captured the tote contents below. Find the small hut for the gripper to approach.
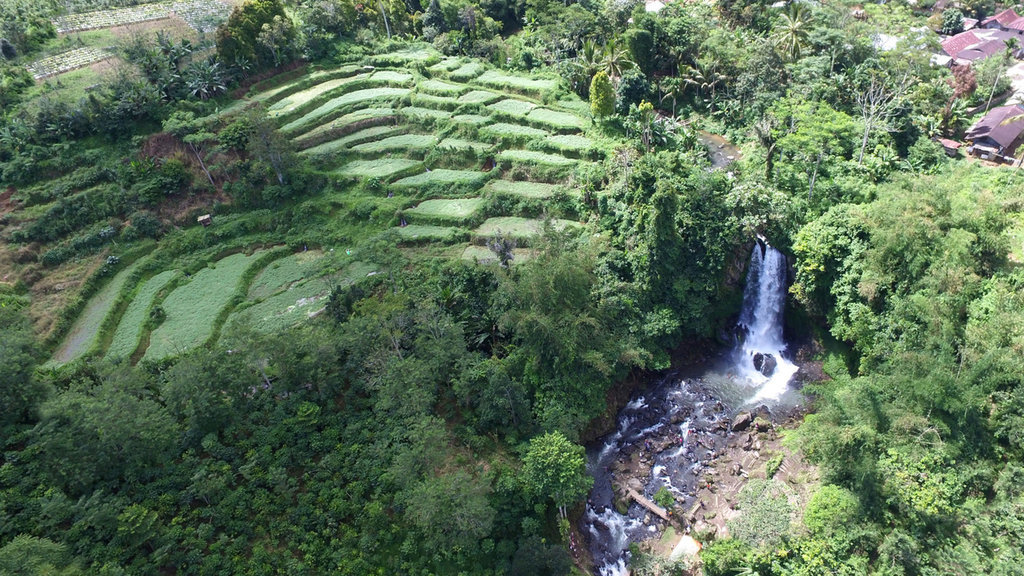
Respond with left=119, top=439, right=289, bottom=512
left=198, top=214, right=213, bottom=227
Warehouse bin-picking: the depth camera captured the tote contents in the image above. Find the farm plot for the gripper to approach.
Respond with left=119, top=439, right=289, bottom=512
left=497, top=149, right=577, bottom=166
left=247, top=250, right=331, bottom=301
left=391, top=169, right=490, bottom=189
left=369, top=46, right=438, bottom=66
left=527, top=108, right=586, bottom=130
left=50, top=262, right=141, bottom=365
left=411, top=93, right=462, bottom=110
left=27, top=47, right=113, bottom=79
left=488, top=99, right=538, bottom=117
left=398, top=106, right=452, bottom=121
left=458, top=90, right=501, bottom=104
left=336, top=158, right=422, bottom=179
left=473, top=70, right=557, bottom=94
left=419, top=79, right=468, bottom=95
left=473, top=217, right=578, bottom=241
left=461, top=244, right=532, bottom=265
left=481, top=123, right=549, bottom=140
left=485, top=179, right=560, bottom=199
left=349, top=133, right=437, bottom=155
left=281, top=87, right=411, bottom=131
left=450, top=62, right=486, bottom=81
left=300, top=125, right=405, bottom=156
left=404, top=198, right=485, bottom=224
left=142, top=251, right=265, bottom=361
left=171, top=0, right=232, bottom=32
left=51, top=0, right=230, bottom=33
left=105, top=270, right=178, bottom=361
left=267, top=74, right=372, bottom=117
left=452, top=114, right=491, bottom=126
left=52, top=2, right=170, bottom=33
left=292, top=107, right=395, bottom=144
left=392, top=224, right=462, bottom=243
left=438, top=138, right=493, bottom=152
left=427, top=57, right=463, bottom=74
left=543, top=134, right=597, bottom=152
left=227, top=262, right=376, bottom=334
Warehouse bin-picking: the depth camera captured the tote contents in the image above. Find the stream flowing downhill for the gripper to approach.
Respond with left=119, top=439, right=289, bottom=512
left=581, top=242, right=800, bottom=575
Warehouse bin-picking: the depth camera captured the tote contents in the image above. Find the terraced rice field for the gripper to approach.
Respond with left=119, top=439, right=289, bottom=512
left=281, top=86, right=411, bottom=131
left=497, top=149, right=578, bottom=166
left=474, top=217, right=578, bottom=241
left=52, top=50, right=603, bottom=357
left=143, top=251, right=265, bottom=361
left=481, top=123, right=549, bottom=140
left=474, top=70, right=558, bottom=94
left=489, top=99, right=538, bottom=116
left=268, top=74, right=372, bottom=117
left=393, top=224, right=461, bottom=242
left=105, top=270, right=178, bottom=361
left=50, top=262, right=141, bottom=364
left=293, top=108, right=396, bottom=144
left=461, top=245, right=533, bottom=265
left=228, top=261, right=376, bottom=334
left=337, top=158, right=422, bottom=179
left=528, top=108, right=587, bottom=130
left=485, top=179, right=561, bottom=199
left=391, top=169, right=490, bottom=189
left=419, top=79, right=467, bottom=95
left=301, top=126, right=405, bottom=156
left=405, top=198, right=486, bottom=224
left=350, top=134, right=437, bottom=154
left=458, top=90, right=501, bottom=104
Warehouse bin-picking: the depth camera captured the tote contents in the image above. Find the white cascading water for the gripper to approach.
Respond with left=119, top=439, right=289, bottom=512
left=734, top=242, right=799, bottom=402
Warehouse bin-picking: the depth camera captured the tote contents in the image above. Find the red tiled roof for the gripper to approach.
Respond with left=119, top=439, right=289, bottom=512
left=937, top=138, right=961, bottom=149
left=981, top=8, right=1022, bottom=27
left=942, top=31, right=980, bottom=57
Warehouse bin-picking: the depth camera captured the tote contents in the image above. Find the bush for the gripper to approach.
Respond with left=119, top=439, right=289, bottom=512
left=616, top=69, right=651, bottom=115
left=700, top=539, right=751, bottom=576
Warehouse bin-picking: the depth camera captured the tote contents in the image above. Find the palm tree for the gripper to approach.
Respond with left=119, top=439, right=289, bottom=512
left=660, top=77, right=685, bottom=117
left=601, top=37, right=635, bottom=80
left=771, top=5, right=812, bottom=62
left=574, top=38, right=603, bottom=80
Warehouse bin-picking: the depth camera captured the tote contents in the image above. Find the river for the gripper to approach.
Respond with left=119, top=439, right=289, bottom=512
left=580, top=242, right=803, bottom=574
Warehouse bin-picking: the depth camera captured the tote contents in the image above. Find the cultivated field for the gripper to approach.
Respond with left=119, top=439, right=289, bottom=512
left=34, top=45, right=608, bottom=362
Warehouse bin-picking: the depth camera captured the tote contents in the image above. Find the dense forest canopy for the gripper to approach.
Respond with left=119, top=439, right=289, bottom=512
left=2, top=0, right=1024, bottom=573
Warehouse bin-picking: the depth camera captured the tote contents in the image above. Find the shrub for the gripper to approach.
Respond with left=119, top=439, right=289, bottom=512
left=700, top=539, right=752, bottom=576
left=590, top=71, right=613, bottom=118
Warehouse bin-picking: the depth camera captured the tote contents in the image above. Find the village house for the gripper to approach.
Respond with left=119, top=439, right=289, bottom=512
left=980, top=8, right=1024, bottom=39
left=965, top=104, right=1024, bottom=163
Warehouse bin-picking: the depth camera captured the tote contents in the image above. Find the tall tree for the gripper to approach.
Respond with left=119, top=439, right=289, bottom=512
left=590, top=70, right=615, bottom=118
left=855, top=70, right=910, bottom=165
left=771, top=5, right=812, bottom=62
left=522, top=431, right=593, bottom=521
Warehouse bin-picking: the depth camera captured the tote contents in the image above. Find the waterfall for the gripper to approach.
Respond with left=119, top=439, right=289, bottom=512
left=734, top=242, right=799, bottom=402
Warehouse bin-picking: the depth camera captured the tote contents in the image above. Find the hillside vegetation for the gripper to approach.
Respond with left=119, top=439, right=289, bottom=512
left=2, top=0, right=1024, bottom=574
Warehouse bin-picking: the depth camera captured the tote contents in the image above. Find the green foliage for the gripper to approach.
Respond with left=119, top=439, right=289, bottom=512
left=653, top=486, right=675, bottom=509
left=728, top=479, right=794, bottom=548
left=215, top=0, right=292, bottom=69
left=700, top=538, right=752, bottom=576
left=0, top=307, right=43, bottom=430
left=804, top=485, right=859, bottom=535
left=522, top=431, right=593, bottom=518
left=590, top=70, right=614, bottom=118
left=941, top=8, right=965, bottom=35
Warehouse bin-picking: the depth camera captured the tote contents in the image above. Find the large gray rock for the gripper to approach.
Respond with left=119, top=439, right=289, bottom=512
left=753, top=353, right=777, bottom=376
left=732, top=411, right=753, bottom=432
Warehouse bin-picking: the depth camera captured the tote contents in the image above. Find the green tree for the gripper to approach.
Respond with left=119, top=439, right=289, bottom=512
left=216, top=0, right=290, bottom=69
left=941, top=8, right=965, bottom=35
left=0, top=307, right=43, bottom=431
left=0, top=535, right=83, bottom=576
left=771, top=5, right=812, bottom=62
left=624, top=28, right=654, bottom=75
left=590, top=70, right=614, bottom=118
left=422, top=0, right=447, bottom=40
left=522, top=431, right=593, bottom=520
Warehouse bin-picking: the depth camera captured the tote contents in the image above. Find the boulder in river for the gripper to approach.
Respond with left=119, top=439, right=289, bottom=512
left=753, top=352, right=777, bottom=376
left=732, top=412, right=753, bottom=432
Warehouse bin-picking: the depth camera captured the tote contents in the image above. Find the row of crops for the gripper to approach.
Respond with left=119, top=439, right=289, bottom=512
left=50, top=49, right=603, bottom=365
left=52, top=0, right=230, bottom=33
left=26, top=46, right=113, bottom=79
left=49, top=248, right=376, bottom=366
